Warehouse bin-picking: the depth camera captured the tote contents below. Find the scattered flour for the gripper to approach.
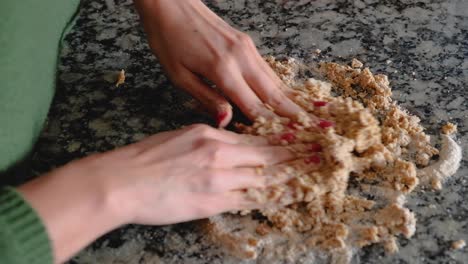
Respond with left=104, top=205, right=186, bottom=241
left=418, top=135, right=462, bottom=190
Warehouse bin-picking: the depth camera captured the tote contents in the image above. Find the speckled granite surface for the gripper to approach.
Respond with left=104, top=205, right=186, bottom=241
left=28, top=0, right=467, bottom=263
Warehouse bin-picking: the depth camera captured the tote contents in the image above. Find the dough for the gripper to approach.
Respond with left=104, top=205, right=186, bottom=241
left=206, top=58, right=462, bottom=263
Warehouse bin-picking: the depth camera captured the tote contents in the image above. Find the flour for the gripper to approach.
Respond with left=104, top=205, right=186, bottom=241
left=417, top=135, right=462, bottom=189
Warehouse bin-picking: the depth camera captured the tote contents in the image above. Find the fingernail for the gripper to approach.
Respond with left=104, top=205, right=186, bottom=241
left=216, top=111, right=228, bottom=127
left=287, top=121, right=298, bottom=130
left=318, top=120, right=334, bottom=129
left=304, top=155, right=321, bottom=164
left=313, top=101, right=328, bottom=107
left=309, top=143, right=322, bottom=152
left=280, top=132, right=296, bottom=143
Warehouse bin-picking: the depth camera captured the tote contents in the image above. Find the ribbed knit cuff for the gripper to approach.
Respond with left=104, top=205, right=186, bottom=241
left=0, top=187, right=53, bottom=264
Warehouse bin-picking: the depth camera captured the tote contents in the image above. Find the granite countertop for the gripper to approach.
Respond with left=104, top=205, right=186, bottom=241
left=29, top=0, right=467, bottom=263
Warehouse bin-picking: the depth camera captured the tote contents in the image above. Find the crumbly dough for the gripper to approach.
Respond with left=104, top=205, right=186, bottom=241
left=451, top=240, right=466, bottom=250
left=115, top=69, right=125, bottom=87
left=351, top=58, right=363, bottom=68
left=441, top=122, right=457, bottom=135
left=206, top=57, right=462, bottom=262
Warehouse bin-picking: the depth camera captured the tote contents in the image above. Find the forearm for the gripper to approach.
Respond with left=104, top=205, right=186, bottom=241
left=133, top=0, right=170, bottom=17
left=17, top=157, right=125, bottom=264
left=134, top=0, right=183, bottom=28
left=134, top=0, right=205, bottom=33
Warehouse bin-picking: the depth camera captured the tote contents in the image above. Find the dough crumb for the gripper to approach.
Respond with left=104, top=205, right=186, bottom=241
left=383, top=238, right=399, bottom=254
left=451, top=240, right=466, bottom=250
left=430, top=178, right=442, bottom=190
left=441, top=122, right=457, bottom=135
left=351, top=58, right=363, bottom=68
left=115, top=69, right=126, bottom=87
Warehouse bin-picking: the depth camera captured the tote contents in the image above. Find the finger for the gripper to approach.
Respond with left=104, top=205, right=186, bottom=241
left=196, top=128, right=270, bottom=146
left=264, top=157, right=323, bottom=179
left=199, top=190, right=261, bottom=214
left=239, top=156, right=322, bottom=192
left=198, top=143, right=295, bottom=168
left=249, top=55, right=326, bottom=127
left=210, top=68, right=277, bottom=121
left=174, top=68, right=233, bottom=128
left=200, top=168, right=266, bottom=193
left=284, top=143, right=323, bottom=158
left=254, top=54, right=302, bottom=99
left=179, top=124, right=270, bottom=146
left=201, top=166, right=296, bottom=193
left=243, top=56, right=304, bottom=118
left=135, top=124, right=271, bottom=160
left=158, top=190, right=257, bottom=223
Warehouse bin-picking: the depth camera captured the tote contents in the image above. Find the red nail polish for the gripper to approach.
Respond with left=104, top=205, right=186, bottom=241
left=319, top=120, right=334, bottom=129
left=280, top=132, right=296, bottom=143
left=216, top=112, right=228, bottom=127
left=309, top=143, right=322, bottom=152
left=287, top=121, right=298, bottom=130
left=313, top=101, right=328, bottom=107
left=304, top=155, right=321, bottom=164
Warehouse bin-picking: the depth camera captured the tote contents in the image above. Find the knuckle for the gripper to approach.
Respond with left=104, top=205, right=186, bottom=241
left=236, top=33, right=254, bottom=47
left=205, top=141, right=225, bottom=163
left=224, top=33, right=254, bottom=55
left=188, top=124, right=214, bottom=138
left=212, top=54, right=236, bottom=76
left=267, top=93, right=287, bottom=108
left=193, top=137, right=225, bottom=163
left=193, top=138, right=212, bottom=153
left=243, top=102, right=264, bottom=117
left=210, top=33, right=254, bottom=75
left=202, top=169, right=220, bottom=192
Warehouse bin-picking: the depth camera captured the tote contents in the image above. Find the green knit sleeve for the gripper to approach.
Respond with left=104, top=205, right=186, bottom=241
left=0, top=0, right=80, bottom=171
left=0, top=187, right=53, bottom=264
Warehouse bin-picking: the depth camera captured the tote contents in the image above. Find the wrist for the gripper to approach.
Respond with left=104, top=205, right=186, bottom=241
left=133, top=0, right=171, bottom=13
left=62, top=155, right=131, bottom=227
left=17, top=156, right=127, bottom=263
left=134, top=0, right=201, bottom=23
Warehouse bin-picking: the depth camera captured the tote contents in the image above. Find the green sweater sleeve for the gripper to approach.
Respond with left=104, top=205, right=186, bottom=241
left=0, top=187, right=52, bottom=264
left=0, top=0, right=80, bottom=171
left=1, top=0, right=81, bottom=263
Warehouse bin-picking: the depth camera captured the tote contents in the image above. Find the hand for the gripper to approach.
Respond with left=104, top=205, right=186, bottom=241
left=96, top=124, right=295, bottom=225
left=135, top=0, right=304, bottom=127
left=18, top=124, right=294, bottom=262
